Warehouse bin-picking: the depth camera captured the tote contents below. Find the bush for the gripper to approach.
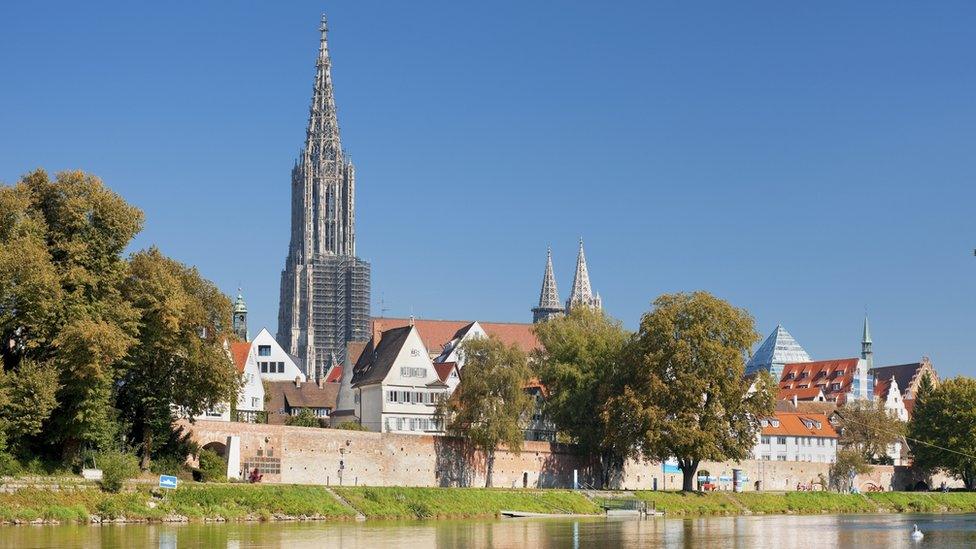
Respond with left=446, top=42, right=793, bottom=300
left=149, top=454, right=191, bottom=478
left=97, top=451, right=140, bottom=493
left=197, top=449, right=227, bottom=482
left=336, top=421, right=369, bottom=431
left=286, top=409, right=323, bottom=428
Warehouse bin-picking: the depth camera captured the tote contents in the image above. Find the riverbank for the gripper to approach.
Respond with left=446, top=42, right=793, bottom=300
left=2, top=484, right=976, bottom=525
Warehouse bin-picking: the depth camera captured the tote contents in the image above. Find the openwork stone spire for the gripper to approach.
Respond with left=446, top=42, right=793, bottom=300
left=278, top=14, right=370, bottom=374
left=288, top=14, right=356, bottom=262
left=532, top=247, right=564, bottom=323
left=565, top=238, right=601, bottom=312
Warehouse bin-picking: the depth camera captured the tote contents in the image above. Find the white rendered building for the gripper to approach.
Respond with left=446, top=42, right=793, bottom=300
left=753, top=412, right=839, bottom=464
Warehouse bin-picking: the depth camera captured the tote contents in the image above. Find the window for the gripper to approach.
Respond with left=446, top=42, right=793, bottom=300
left=258, top=345, right=271, bottom=357
left=396, top=417, right=404, bottom=430
left=260, top=362, right=268, bottom=373
left=388, top=391, right=398, bottom=403
left=831, top=383, right=841, bottom=391
left=761, top=436, right=770, bottom=444
left=777, top=437, right=787, bottom=445
left=762, top=455, right=770, bottom=461
left=354, top=393, right=361, bottom=404
left=799, top=372, right=809, bottom=379
left=277, top=361, right=285, bottom=373
left=400, top=367, right=427, bottom=378
left=777, top=455, right=786, bottom=461
left=251, top=397, right=259, bottom=408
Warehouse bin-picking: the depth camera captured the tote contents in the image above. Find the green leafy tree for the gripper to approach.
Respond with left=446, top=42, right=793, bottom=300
left=116, top=248, right=240, bottom=470
left=1, top=170, right=143, bottom=460
left=908, top=376, right=976, bottom=489
left=96, top=450, right=140, bottom=493
left=533, top=307, right=630, bottom=488
left=829, top=448, right=871, bottom=492
left=605, top=291, right=775, bottom=491
left=835, top=399, right=905, bottom=464
left=440, top=337, right=533, bottom=487
left=0, top=360, right=59, bottom=452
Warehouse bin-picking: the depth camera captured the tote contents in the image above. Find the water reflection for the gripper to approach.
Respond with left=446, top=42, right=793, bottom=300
left=1, top=513, right=975, bottom=548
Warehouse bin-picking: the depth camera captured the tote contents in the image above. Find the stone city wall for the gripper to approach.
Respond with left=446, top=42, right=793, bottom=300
left=185, top=421, right=957, bottom=491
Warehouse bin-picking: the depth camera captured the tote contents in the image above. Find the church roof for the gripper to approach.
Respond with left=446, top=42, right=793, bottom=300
left=534, top=247, right=562, bottom=311
left=745, top=325, right=813, bottom=375
left=869, top=360, right=937, bottom=399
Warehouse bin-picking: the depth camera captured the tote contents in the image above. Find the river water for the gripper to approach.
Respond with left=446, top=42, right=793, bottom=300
left=2, top=514, right=975, bottom=548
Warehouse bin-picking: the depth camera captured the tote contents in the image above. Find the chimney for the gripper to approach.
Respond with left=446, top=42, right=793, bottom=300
left=295, top=375, right=302, bottom=388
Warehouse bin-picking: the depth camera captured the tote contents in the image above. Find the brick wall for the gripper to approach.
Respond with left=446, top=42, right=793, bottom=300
left=184, top=421, right=949, bottom=491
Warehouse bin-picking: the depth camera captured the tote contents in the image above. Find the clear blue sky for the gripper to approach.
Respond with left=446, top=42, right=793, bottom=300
left=1, top=2, right=974, bottom=377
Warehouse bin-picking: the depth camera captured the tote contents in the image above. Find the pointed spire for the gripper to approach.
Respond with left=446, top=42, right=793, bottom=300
left=861, top=313, right=873, bottom=370
left=566, top=238, right=601, bottom=312
left=532, top=247, right=564, bottom=323
left=862, top=314, right=872, bottom=345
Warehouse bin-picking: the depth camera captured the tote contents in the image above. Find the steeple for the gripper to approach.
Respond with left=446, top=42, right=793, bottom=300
left=566, top=238, right=602, bottom=312
left=532, top=247, right=564, bottom=323
left=861, top=314, right=873, bottom=370
left=232, top=289, right=248, bottom=341
left=288, top=13, right=356, bottom=263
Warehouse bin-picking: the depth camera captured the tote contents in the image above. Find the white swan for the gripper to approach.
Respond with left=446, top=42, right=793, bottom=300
left=911, top=524, right=924, bottom=541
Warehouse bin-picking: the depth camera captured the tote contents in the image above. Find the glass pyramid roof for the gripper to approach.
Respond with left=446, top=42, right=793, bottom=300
left=745, top=325, right=813, bottom=378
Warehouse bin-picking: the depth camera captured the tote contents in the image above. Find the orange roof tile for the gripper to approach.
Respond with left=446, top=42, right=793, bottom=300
left=434, top=362, right=458, bottom=383
left=230, top=342, right=251, bottom=374
left=779, top=387, right=826, bottom=401
left=778, top=358, right=859, bottom=401
left=762, top=412, right=838, bottom=438
left=372, top=317, right=541, bottom=355
left=325, top=366, right=343, bottom=383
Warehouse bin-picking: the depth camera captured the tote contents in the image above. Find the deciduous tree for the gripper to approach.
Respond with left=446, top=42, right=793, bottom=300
left=835, top=399, right=905, bottom=464
left=117, top=248, right=240, bottom=469
left=908, top=376, right=976, bottom=489
left=605, top=291, right=775, bottom=491
left=533, top=307, right=629, bottom=488
left=440, top=337, right=533, bottom=487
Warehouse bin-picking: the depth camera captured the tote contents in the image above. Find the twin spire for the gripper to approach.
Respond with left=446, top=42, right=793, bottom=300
left=532, top=239, right=601, bottom=323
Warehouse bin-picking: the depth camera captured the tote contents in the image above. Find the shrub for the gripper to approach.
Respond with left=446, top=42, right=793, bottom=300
left=97, top=451, right=140, bottom=493
left=336, top=421, right=369, bottom=431
left=286, top=409, right=323, bottom=428
left=197, top=449, right=227, bottom=482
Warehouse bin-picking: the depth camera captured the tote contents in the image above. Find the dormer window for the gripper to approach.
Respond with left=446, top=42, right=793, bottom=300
left=834, top=370, right=844, bottom=378
left=786, top=373, right=795, bottom=380
left=771, top=419, right=780, bottom=427
left=799, top=372, right=809, bottom=379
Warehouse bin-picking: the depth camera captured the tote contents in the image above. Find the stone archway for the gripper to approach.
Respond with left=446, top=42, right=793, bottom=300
left=203, top=440, right=227, bottom=458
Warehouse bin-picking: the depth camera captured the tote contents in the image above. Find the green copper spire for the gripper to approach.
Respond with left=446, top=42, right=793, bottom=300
left=862, top=314, right=872, bottom=345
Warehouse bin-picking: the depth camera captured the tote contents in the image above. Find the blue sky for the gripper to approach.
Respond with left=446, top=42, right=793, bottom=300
left=1, top=2, right=974, bottom=377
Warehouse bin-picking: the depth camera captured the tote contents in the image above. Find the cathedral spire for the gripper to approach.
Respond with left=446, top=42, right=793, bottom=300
left=532, top=247, right=564, bottom=323
left=566, top=238, right=601, bottom=312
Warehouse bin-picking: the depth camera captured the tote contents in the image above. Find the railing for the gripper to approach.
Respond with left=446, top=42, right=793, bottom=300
left=232, top=410, right=269, bottom=424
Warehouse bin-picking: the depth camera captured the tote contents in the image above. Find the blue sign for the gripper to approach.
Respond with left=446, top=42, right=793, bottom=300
left=159, top=475, right=178, bottom=489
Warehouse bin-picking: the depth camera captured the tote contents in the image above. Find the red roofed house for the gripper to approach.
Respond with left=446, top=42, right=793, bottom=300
left=777, top=357, right=872, bottom=406
left=753, top=412, right=839, bottom=465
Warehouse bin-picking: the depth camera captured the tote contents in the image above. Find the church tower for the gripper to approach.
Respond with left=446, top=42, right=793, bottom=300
left=278, top=15, right=371, bottom=371
left=232, top=289, right=248, bottom=341
left=861, top=314, right=873, bottom=371
left=565, top=238, right=602, bottom=312
left=532, top=247, right=564, bottom=323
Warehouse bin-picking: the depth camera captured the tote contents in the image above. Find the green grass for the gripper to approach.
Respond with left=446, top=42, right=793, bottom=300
left=632, top=491, right=742, bottom=515
left=333, top=487, right=602, bottom=520
left=0, top=484, right=355, bottom=523
left=631, top=490, right=976, bottom=516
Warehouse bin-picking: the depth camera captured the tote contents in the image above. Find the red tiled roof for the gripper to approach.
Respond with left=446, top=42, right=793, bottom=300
left=325, top=366, right=343, bottom=383
left=874, top=375, right=893, bottom=400
left=762, top=412, right=838, bottom=438
left=372, top=317, right=541, bottom=355
left=778, top=358, right=859, bottom=401
left=230, top=342, right=251, bottom=374
left=779, top=387, right=826, bottom=401
left=904, top=398, right=916, bottom=418
left=870, top=360, right=939, bottom=400
left=434, top=362, right=458, bottom=383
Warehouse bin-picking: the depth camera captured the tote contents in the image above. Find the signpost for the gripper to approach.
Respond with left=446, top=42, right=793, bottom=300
left=159, top=475, right=178, bottom=490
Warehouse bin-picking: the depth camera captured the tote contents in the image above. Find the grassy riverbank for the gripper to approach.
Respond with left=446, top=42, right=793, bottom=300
left=0, top=484, right=355, bottom=524
left=3, top=484, right=976, bottom=524
left=332, top=487, right=602, bottom=520
left=632, top=490, right=976, bottom=516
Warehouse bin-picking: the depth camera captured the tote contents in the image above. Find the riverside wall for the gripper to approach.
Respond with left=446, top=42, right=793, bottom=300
left=184, top=420, right=955, bottom=491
